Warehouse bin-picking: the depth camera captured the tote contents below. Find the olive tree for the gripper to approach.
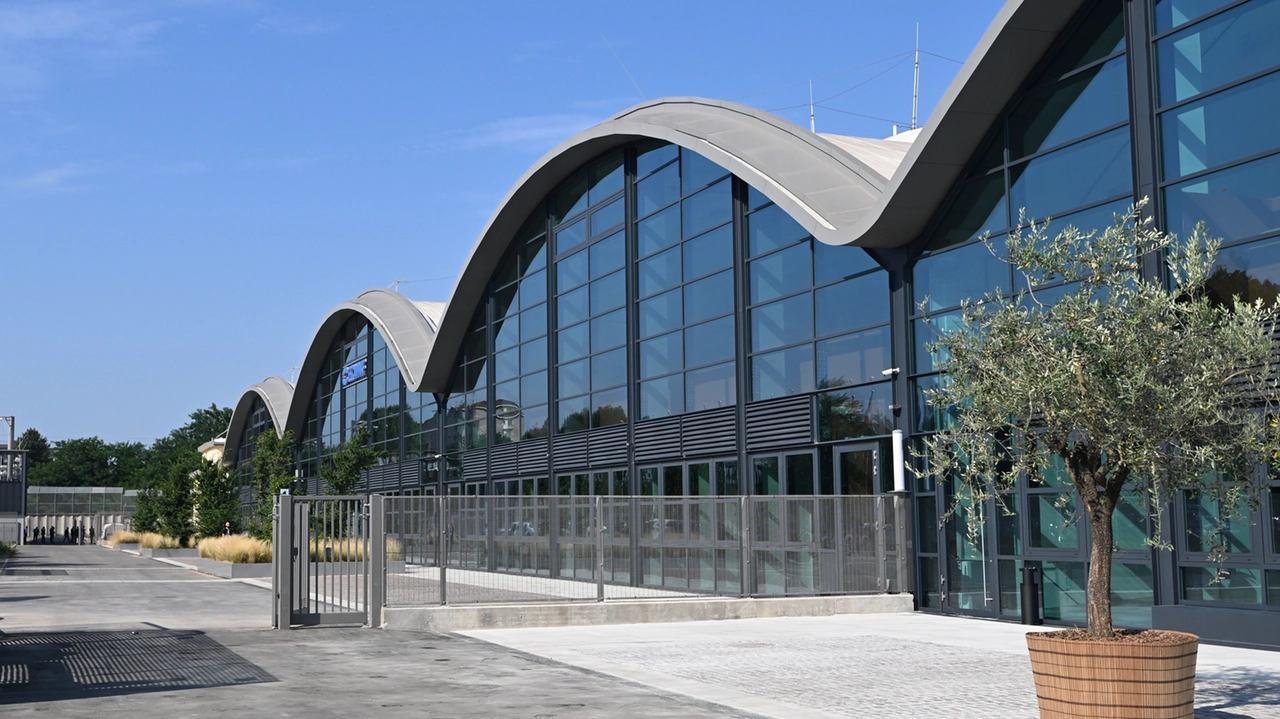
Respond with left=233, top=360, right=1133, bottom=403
left=920, top=202, right=1280, bottom=637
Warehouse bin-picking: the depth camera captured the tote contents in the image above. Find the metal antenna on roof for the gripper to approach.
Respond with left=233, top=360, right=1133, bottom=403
left=912, top=23, right=920, bottom=130
left=809, top=80, right=815, bottom=133
left=390, top=279, right=407, bottom=292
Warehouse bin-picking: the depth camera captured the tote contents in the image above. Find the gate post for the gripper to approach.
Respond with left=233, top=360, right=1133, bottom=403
left=874, top=496, right=888, bottom=593
left=595, top=495, right=605, bottom=602
left=740, top=496, right=752, bottom=598
left=893, top=494, right=912, bottom=594
left=437, top=495, right=447, bottom=606
left=274, top=493, right=294, bottom=630
left=369, top=494, right=385, bottom=628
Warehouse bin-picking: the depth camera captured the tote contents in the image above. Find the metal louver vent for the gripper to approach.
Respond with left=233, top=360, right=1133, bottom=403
left=634, top=416, right=682, bottom=463
left=490, top=442, right=519, bottom=477
left=745, top=395, right=813, bottom=452
left=681, top=407, right=737, bottom=458
left=462, top=448, right=488, bottom=480
left=588, top=425, right=629, bottom=466
left=518, top=437, right=549, bottom=474
left=552, top=432, right=589, bottom=470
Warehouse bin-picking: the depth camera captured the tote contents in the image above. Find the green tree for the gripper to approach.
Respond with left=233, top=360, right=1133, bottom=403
left=193, top=458, right=240, bottom=537
left=138, top=403, right=232, bottom=490
left=252, top=429, right=296, bottom=540
left=156, top=454, right=198, bottom=542
left=919, top=202, right=1280, bottom=638
left=15, top=428, right=50, bottom=464
left=321, top=426, right=379, bottom=495
left=132, top=487, right=161, bottom=533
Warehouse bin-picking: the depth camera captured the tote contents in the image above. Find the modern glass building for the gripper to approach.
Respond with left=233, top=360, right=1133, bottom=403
left=226, top=0, right=1280, bottom=647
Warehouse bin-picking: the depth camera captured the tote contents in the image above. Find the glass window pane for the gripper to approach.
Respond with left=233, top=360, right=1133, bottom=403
left=1161, top=71, right=1280, bottom=180
left=521, top=370, right=548, bottom=408
left=1271, top=488, right=1280, bottom=555
left=1039, top=0, right=1125, bottom=80
left=1029, top=493, right=1079, bottom=549
left=638, top=246, right=681, bottom=299
left=518, top=269, right=547, bottom=308
left=751, top=345, right=815, bottom=400
left=749, top=242, right=812, bottom=304
left=557, top=321, right=589, bottom=363
left=592, top=387, right=628, bottom=427
left=495, top=347, right=519, bottom=383
left=786, top=454, right=814, bottom=495
left=495, top=379, right=519, bottom=407
left=754, top=456, right=781, bottom=496
left=926, top=173, right=1007, bottom=251
left=686, top=361, right=737, bottom=412
left=819, top=325, right=891, bottom=387
left=521, top=304, right=547, bottom=341
left=558, top=359, right=590, bottom=398
left=1185, top=489, right=1252, bottom=553
left=640, top=375, right=684, bottom=419
left=519, top=404, right=549, bottom=440
left=1041, top=561, right=1088, bottom=623
left=683, top=223, right=733, bottom=280
left=814, top=243, right=879, bottom=284
left=685, top=316, right=735, bottom=368
left=746, top=186, right=771, bottom=212
left=523, top=234, right=548, bottom=271
left=1010, top=57, right=1128, bottom=160
left=588, top=151, right=624, bottom=205
left=557, top=286, right=589, bottom=327
left=1269, top=569, right=1280, bottom=607
left=636, top=140, right=678, bottom=178
left=1115, top=491, right=1149, bottom=551
left=639, top=331, right=683, bottom=380
left=590, top=231, right=625, bottom=279
left=494, top=311, right=519, bottom=351
left=1183, top=566, right=1263, bottom=604
left=554, top=171, right=588, bottom=224
left=914, top=238, right=1009, bottom=312
left=816, top=272, right=889, bottom=337
left=817, top=383, right=893, bottom=441
left=591, top=308, right=626, bottom=353
left=637, top=204, right=680, bottom=258
left=590, top=270, right=625, bottom=315
left=913, top=311, right=961, bottom=374
left=1165, top=153, right=1280, bottom=245
left=521, top=336, right=547, bottom=373
left=747, top=204, right=809, bottom=257
left=592, top=347, right=627, bottom=390
left=591, top=197, right=625, bottom=238
left=1157, top=0, right=1280, bottom=104
left=1154, top=0, right=1234, bottom=32
left=684, top=269, right=735, bottom=324
left=717, top=460, right=740, bottom=495
left=558, top=396, right=590, bottom=434
left=1009, top=127, right=1132, bottom=221
left=637, top=163, right=679, bottom=219
left=638, top=289, right=682, bottom=339
left=750, top=294, right=813, bottom=352
left=556, top=218, right=587, bottom=255
left=682, top=149, right=728, bottom=194
left=557, top=249, right=588, bottom=291
left=682, top=179, right=731, bottom=238
left=1204, top=236, right=1280, bottom=307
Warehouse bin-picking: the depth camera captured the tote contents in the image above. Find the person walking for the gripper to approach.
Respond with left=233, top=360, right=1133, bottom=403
left=89, top=526, right=96, bottom=544
left=223, top=521, right=232, bottom=536
left=63, top=527, right=70, bottom=544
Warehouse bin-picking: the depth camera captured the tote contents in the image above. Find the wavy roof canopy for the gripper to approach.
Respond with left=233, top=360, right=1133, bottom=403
left=224, top=376, right=294, bottom=463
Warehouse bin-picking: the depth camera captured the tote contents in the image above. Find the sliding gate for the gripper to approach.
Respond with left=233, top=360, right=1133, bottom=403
left=273, top=494, right=385, bottom=628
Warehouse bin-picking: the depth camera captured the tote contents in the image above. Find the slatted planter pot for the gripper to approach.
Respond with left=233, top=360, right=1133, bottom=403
left=1026, top=630, right=1199, bottom=719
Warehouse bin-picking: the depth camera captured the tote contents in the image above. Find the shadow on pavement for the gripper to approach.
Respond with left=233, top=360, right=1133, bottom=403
left=1196, top=666, right=1280, bottom=718
left=0, top=629, right=277, bottom=704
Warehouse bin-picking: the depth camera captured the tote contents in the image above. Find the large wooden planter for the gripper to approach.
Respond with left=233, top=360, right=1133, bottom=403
left=1026, top=630, right=1198, bottom=719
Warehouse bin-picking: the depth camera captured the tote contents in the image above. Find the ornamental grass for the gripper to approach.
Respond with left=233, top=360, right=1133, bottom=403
left=309, top=536, right=402, bottom=562
left=138, top=532, right=181, bottom=549
left=197, top=534, right=272, bottom=564
left=105, top=529, right=142, bottom=546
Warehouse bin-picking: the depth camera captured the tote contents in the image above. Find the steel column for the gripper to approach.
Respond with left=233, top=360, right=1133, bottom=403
left=369, top=494, right=385, bottom=628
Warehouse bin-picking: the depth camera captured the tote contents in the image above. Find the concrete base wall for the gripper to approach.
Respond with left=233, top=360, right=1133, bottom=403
left=140, top=548, right=199, bottom=558
left=196, top=558, right=273, bottom=579
left=384, top=593, right=913, bottom=633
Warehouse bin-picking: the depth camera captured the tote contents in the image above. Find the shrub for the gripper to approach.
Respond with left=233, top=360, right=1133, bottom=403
left=197, top=534, right=271, bottom=564
left=106, top=530, right=142, bottom=546
left=137, top=532, right=181, bottom=549
left=0, top=542, right=16, bottom=557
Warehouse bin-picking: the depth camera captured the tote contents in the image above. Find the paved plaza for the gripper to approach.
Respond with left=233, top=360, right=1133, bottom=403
left=1, top=544, right=1278, bottom=718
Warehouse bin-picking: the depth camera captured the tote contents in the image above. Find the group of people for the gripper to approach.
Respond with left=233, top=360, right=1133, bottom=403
left=25, top=523, right=94, bottom=544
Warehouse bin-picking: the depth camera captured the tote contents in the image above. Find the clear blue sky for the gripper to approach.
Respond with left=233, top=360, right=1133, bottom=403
left=1, top=0, right=1004, bottom=444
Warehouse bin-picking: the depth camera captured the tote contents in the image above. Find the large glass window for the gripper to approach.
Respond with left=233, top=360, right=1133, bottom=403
left=1156, top=0, right=1280, bottom=105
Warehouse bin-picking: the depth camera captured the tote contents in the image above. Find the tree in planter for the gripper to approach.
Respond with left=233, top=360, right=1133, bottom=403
left=131, top=487, right=161, bottom=534
left=252, top=429, right=296, bottom=541
left=193, top=458, right=239, bottom=537
left=156, top=455, right=198, bottom=543
left=320, top=426, right=379, bottom=495
left=920, top=202, right=1280, bottom=638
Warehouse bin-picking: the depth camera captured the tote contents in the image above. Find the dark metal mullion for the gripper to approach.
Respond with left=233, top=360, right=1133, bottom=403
left=1043, top=47, right=1129, bottom=86
left=1148, top=0, right=1254, bottom=42
left=624, top=146, right=640, bottom=505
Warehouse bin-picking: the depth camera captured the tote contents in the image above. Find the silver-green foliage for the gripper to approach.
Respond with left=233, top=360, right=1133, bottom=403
left=919, top=201, right=1280, bottom=637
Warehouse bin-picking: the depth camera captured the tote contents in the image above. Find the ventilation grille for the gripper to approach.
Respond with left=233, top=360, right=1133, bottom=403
left=634, top=416, right=682, bottom=463
left=681, top=407, right=737, bottom=458
left=463, top=448, right=488, bottom=480
left=552, top=432, right=589, bottom=470
left=745, top=395, right=813, bottom=452
left=588, top=424, right=629, bottom=467
left=518, top=437, right=549, bottom=475
left=490, top=442, right=519, bottom=477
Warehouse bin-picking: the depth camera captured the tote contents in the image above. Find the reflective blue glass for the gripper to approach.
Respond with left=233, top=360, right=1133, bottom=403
left=926, top=173, right=1007, bottom=251
left=1160, top=71, right=1280, bottom=180
left=523, top=236, right=548, bottom=271
left=495, top=379, right=519, bottom=406
left=494, top=312, right=519, bottom=351
left=557, top=285, right=588, bottom=326
left=682, top=179, right=731, bottom=238
left=637, top=163, right=679, bottom=218
left=638, top=246, right=681, bottom=299
left=638, top=205, right=681, bottom=257
left=592, top=387, right=628, bottom=427
left=558, top=359, right=590, bottom=398
left=520, top=305, right=547, bottom=341
left=588, top=151, right=623, bottom=205
left=636, top=141, right=678, bottom=178
left=1157, top=0, right=1280, bottom=104
left=686, top=361, right=736, bottom=412
left=495, top=347, right=519, bottom=383
left=746, top=203, right=809, bottom=257
left=1206, top=235, right=1280, bottom=306
left=590, top=309, right=626, bottom=352
left=814, top=243, right=880, bottom=284
left=639, top=289, right=682, bottom=339
left=749, top=242, right=812, bottom=304
left=817, top=383, right=894, bottom=440
left=557, top=322, right=589, bottom=362
left=751, top=345, right=816, bottom=400
left=747, top=185, right=771, bottom=212
left=685, top=316, right=735, bottom=368
left=592, top=348, right=628, bottom=390
left=815, top=272, right=890, bottom=337
left=557, top=396, right=590, bottom=434
left=1183, top=566, right=1262, bottom=604
left=640, top=375, right=684, bottom=419
left=640, top=331, right=683, bottom=380
left=683, top=224, right=732, bottom=280
left=521, top=337, right=547, bottom=373
left=818, top=326, right=891, bottom=387
left=1010, top=57, right=1128, bottom=159
left=521, top=371, right=548, bottom=410
left=1039, top=0, right=1125, bottom=79
left=591, top=197, right=625, bottom=237
left=590, top=270, right=625, bottom=314
left=1009, top=127, right=1132, bottom=221
left=554, top=172, right=588, bottom=224
left=750, top=294, right=814, bottom=352
left=590, top=231, right=625, bottom=278
left=517, top=268, right=547, bottom=308
left=557, top=249, right=588, bottom=291
left=913, top=312, right=962, bottom=374
left=556, top=218, right=587, bottom=255
left=1155, top=0, right=1234, bottom=32
left=1164, top=152, right=1280, bottom=243
left=684, top=270, right=735, bottom=324
left=913, top=239, right=1009, bottom=312
left=682, top=150, right=729, bottom=194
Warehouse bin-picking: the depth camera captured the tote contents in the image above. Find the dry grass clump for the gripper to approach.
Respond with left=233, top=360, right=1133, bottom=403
left=138, top=532, right=181, bottom=549
left=197, top=534, right=271, bottom=564
left=106, top=530, right=142, bottom=546
left=309, top=536, right=401, bottom=562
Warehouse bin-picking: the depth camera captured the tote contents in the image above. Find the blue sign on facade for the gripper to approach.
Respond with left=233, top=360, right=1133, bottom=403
left=340, top=358, right=367, bottom=387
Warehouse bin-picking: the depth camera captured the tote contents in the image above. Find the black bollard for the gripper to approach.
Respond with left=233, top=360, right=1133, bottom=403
left=1021, top=564, right=1043, bottom=625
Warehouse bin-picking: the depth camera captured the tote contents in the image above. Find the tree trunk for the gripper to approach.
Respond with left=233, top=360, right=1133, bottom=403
left=1085, top=502, right=1116, bottom=637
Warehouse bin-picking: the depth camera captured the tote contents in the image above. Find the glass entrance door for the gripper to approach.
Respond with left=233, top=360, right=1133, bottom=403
left=942, top=488, right=999, bottom=617
left=834, top=444, right=879, bottom=494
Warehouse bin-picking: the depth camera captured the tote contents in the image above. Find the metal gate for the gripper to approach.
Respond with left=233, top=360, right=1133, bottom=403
left=273, top=494, right=385, bottom=628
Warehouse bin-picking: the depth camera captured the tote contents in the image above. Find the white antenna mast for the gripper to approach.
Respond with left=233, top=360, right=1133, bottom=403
left=809, top=80, right=815, bottom=132
left=912, top=23, right=920, bottom=130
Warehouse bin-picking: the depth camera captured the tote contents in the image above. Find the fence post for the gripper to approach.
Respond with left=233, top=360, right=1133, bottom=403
left=740, top=496, right=751, bottom=598
left=874, top=496, right=888, bottom=593
left=274, top=493, right=294, bottom=630
left=369, top=494, right=385, bottom=628
left=894, top=494, right=912, bottom=594
left=437, top=494, right=447, bottom=606
left=596, top=495, right=605, bottom=602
